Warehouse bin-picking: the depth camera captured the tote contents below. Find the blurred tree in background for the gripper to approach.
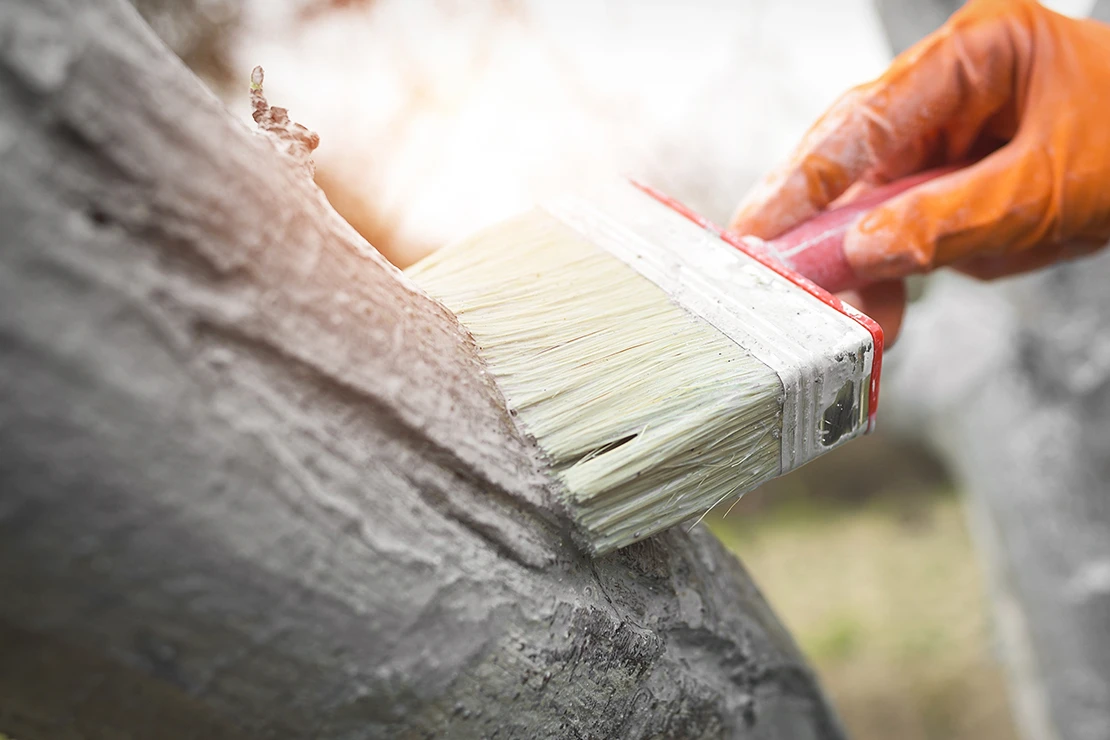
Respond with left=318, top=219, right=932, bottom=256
left=131, top=0, right=241, bottom=95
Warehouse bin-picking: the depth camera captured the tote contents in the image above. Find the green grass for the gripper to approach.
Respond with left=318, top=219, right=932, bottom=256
left=710, top=491, right=1019, bottom=740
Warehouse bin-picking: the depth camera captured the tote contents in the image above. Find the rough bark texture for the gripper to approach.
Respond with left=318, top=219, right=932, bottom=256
left=0, top=1, right=845, bottom=738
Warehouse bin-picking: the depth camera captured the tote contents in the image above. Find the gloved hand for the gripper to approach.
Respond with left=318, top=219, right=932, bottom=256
left=730, top=0, right=1110, bottom=342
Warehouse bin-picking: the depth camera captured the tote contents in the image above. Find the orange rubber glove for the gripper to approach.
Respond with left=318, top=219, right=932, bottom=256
left=730, top=0, right=1110, bottom=342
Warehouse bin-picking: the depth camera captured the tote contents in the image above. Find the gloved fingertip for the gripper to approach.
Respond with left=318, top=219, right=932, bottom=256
left=842, top=206, right=935, bottom=281
left=727, top=200, right=770, bottom=238
left=729, top=180, right=784, bottom=238
left=730, top=172, right=823, bottom=240
left=838, top=280, right=907, bottom=345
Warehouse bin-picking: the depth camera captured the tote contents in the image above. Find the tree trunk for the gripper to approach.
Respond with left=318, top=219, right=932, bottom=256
left=887, top=263, right=1110, bottom=740
left=0, top=1, right=844, bottom=738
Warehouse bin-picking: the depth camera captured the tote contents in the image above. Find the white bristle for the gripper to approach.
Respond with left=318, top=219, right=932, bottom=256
left=407, top=210, right=783, bottom=554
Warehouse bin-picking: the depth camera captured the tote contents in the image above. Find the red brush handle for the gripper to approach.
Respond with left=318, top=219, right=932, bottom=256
left=763, top=166, right=956, bottom=293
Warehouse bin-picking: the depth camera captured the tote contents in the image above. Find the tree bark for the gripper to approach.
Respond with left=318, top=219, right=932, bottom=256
left=887, top=262, right=1110, bottom=740
left=0, top=1, right=845, bottom=738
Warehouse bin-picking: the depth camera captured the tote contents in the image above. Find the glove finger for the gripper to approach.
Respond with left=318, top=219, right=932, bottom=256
left=730, top=0, right=1022, bottom=241
left=729, top=84, right=877, bottom=239
left=837, top=280, right=907, bottom=346
left=843, top=145, right=1052, bottom=281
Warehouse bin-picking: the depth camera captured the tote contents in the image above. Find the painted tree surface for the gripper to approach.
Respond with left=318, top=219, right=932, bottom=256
left=0, top=1, right=845, bottom=738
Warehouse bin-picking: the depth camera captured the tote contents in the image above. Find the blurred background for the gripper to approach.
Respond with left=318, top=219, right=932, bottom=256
left=130, top=1, right=1110, bottom=738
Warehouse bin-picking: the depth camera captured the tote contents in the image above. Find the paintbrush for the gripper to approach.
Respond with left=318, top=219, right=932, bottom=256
left=406, top=168, right=946, bottom=556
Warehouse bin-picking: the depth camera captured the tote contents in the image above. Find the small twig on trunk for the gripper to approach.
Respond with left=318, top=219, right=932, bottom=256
left=249, top=65, right=320, bottom=176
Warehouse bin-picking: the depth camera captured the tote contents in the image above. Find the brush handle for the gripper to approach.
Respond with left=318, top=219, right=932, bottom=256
left=761, top=166, right=957, bottom=293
